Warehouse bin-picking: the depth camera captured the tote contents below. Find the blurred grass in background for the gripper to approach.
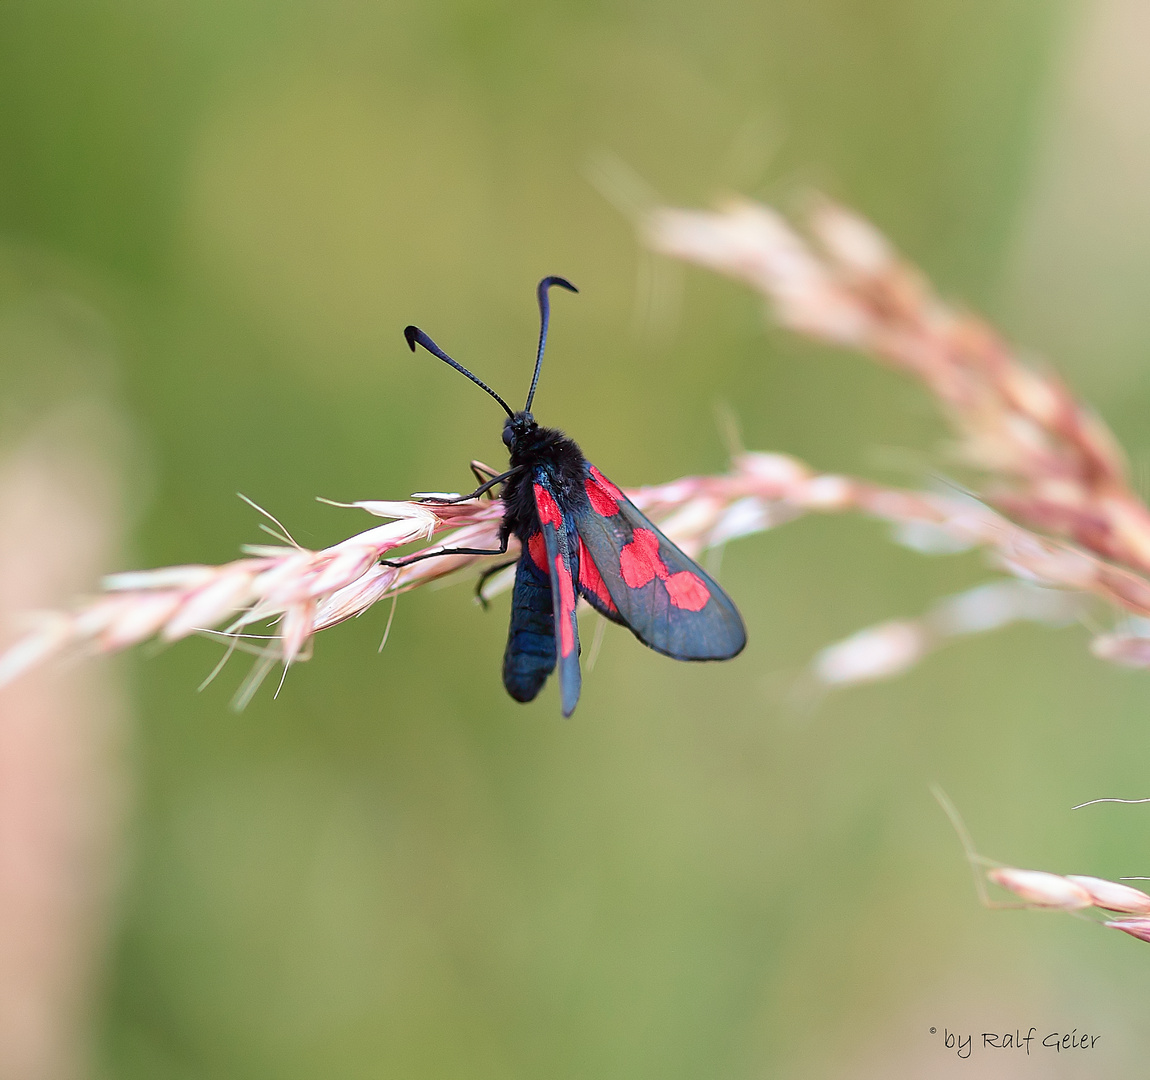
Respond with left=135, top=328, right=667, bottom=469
left=3, top=0, right=1150, bottom=1076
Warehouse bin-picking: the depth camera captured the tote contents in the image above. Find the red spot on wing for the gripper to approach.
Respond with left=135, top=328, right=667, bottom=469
left=578, top=538, right=617, bottom=613
left=589, top=465, right=625, bottom=502
left=585, top=472, right=619, bottom=516
left=618, top=529, right=710, bottom=610
left=664, top=571, right=710, bottom=611
left=527, top=531, right=547, bottom=572
left=555, top=555, right=577, bottom=657
left=619, top=528, right=666, bottom=588
left=534, top=483, right=562, bottom=528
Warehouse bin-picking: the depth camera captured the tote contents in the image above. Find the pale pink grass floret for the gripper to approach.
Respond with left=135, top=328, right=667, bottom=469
left=986, top=866, right=1150, bottom=943
left=1065, top=875, right=1150, bottom=915
left=986, top=868, right=1094, bottom=910
left=1104, top=919, right=1150, bottom=944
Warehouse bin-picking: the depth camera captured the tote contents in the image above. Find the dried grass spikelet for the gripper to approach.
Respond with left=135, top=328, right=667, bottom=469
left=986, top=869, right=1150, bottom=940
left=986, top=868, right=1094, bottom=910
left=5, top=453, right=1150, bottom=703
left=935, top=786, right=1150, bottom=944
left=1105, top=919, right=1150, bottom=944
left=1065, top=875, right=1150, bottom=915
left=5, top=441, right=1150, bottom=704
left=0, top=495, right=501, bottom=705
left=649, top=195, right=1150, bottom=680
left=649, top=199, right=1136, bottom=537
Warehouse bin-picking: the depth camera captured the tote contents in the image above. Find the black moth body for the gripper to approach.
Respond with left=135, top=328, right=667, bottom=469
left=390, top=277, right=747, bottom=716
left=498, top=413, right=583, bottom=553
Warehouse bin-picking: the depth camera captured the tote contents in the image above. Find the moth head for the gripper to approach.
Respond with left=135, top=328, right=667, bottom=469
left=503, top=411, right=536, bottom=450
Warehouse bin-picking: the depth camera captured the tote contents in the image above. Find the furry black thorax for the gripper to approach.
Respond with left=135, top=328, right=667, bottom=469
left=500, top=410, right=587, bottom=543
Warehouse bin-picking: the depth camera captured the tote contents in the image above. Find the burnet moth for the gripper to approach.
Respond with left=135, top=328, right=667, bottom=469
left=384, top=277, right=746, bottom=716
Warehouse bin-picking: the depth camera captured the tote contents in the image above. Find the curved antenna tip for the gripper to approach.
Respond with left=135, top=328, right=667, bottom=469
left=403, top=325, right=420, bottom=351
left=540, top=275, right=579, bottom=295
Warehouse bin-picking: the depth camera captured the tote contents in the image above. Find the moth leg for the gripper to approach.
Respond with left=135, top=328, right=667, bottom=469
left=470, top=460, right=502, bottom=497
left=470, top=461, right=500, bottom=501
left=417, top=466, right=524, bottom=505
left=379, top=534, right=509, bottom=569
left=474, top=558, right=517, bottom=608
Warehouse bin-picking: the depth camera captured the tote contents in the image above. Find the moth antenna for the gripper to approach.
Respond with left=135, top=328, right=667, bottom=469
left=404, top=325, right=515, bottom=418
left=524, top=276, right=578, bottom=412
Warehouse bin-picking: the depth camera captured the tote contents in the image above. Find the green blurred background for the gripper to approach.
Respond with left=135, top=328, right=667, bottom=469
left=4, top=0, right=1150, bottom=1076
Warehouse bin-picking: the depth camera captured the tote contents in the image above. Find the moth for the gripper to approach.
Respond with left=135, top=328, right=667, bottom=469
left=385, top=277, right=746, bottom=715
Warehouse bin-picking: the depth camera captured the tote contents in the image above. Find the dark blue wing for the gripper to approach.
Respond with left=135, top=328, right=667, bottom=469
left=531, top=471, right=582, bottom=716
left=501, top=538, right=556, bottom=705
left=574, top=464, right=746, bottom=661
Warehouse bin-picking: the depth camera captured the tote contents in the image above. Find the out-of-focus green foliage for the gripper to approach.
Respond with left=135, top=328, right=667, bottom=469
left=4, top=1, right=1150, bottom=1076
